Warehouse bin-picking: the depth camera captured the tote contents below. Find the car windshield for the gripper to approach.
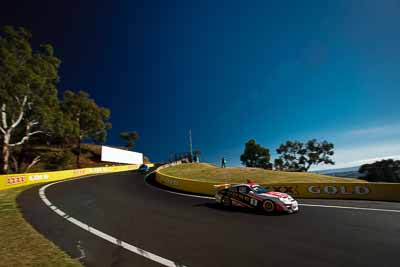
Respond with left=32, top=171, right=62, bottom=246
left=251, top=185, right=268, bottom=194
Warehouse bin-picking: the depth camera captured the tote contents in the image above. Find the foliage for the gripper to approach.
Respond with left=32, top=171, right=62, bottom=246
left=61, top=90, right=111, bottom=167
left=240, top=139, right=272, bottom=169
left=62, top=90, right=111, bottom=143
left=0, top=26, right=66, bottom=139
left=359, top=159, right=400, bottom=182
left=0, top=25, right=66, bottom=173
left=45, top=150, right=74, bottom=171
left=275, top=139, right=334, bottom=172
left=120, top=131, right=139, bottom=150
left=20, top=144, right=116, bottom=172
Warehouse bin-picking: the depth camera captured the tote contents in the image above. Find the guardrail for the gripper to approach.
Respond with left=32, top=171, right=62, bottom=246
left=0, top=163, right=154, bottom=191
left=155, top=167, right=400, bottom=201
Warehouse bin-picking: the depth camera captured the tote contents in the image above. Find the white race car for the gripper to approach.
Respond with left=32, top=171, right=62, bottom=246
left=215, top=182, right=299, bottom=214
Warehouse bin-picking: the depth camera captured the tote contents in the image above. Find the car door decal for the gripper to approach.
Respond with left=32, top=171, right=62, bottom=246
left=250, top=198, right=258, bottom=206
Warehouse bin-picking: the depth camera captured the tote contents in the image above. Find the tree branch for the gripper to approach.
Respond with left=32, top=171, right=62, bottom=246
left=10, top=96, right=28, bottom=130
left=9, top=131, right=43, bottom=147
left=24, top=156, right=40, bottom=173
left=1, top=103, right=8, bottom=129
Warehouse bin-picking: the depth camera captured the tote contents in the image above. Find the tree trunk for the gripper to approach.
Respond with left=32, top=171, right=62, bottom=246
left=2, top=132, right=10, bottom=174
left=76, top=137, right=81, bottom=168
left=17, top=143, right=27, bottom=172
left=11, top=154, right=19, bottom=173
left=305, top=161, right=312, bottom=172
left=25, top=156, right=40, bottom=173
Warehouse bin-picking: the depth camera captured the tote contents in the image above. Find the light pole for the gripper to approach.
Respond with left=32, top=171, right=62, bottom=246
left=189, top=128, right=193, bottom=162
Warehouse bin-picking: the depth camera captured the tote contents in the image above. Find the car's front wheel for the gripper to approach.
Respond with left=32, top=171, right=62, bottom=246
left=263, top=200, right=275, bottom=213
left=221, top=196, right=232, bottom=207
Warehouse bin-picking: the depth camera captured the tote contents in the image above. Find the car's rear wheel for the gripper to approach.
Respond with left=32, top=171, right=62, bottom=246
left=263, top=200, right=275, bottom=213
left=221, top=196, right=232, bottom=207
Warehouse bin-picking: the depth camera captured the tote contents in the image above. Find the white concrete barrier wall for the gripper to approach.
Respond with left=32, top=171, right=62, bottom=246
left=101, top=146, right=143, bottom=164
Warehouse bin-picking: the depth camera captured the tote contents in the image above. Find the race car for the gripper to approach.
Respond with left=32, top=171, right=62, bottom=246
left=214, top=182, right=299, bottom=214
left=138, top=164, right=150, bottom=173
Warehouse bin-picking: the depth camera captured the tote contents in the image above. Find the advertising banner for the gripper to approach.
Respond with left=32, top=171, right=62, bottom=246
left=101, top=146, right=143, bottom=165
left=0, top=164, right=154, bottom=191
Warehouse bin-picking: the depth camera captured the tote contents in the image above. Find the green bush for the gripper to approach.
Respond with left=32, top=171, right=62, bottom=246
left=45, top=151, right=74, bottom=170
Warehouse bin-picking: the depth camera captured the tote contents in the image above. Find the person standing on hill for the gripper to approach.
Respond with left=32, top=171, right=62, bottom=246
left=221, top=157, right=227, bottom=168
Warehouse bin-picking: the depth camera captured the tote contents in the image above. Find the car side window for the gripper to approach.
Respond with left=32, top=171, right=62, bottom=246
left=229, top=187, right=238, bottom=192
left=238, top=186, right=250, bottom=194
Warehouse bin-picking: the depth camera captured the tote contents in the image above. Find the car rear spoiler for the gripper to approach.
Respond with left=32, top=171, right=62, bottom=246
left=213, top=184, right=230, bottom=190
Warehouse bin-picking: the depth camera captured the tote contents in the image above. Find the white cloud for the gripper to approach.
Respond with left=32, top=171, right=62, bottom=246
left=348, top=155, right=400, bottom=166
left=311, top=141, right=400, bottom=171
left=343, top=123, right=400, bottom=137
left=308, top=122, right=400, bottom=171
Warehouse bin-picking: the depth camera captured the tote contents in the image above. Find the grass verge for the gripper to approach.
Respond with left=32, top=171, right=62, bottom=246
left=160, top=163, right=366, bottom=184
left=0, top=186, right=82, bottom=267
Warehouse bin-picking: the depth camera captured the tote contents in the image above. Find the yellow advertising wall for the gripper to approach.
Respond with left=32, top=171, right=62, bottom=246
left=155, top=169, right=400, bottom=201
left=0, top=164, right=154, bottom=191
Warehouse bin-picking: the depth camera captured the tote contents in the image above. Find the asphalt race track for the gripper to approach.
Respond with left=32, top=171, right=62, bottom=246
left=18, top=171, right=400, bottom=267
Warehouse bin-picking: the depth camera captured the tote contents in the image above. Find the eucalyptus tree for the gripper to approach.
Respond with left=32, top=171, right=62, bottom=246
left=120, top=131, right=139, bottom=150
left=62, top=90, right=111, bottom=168
left=275, top=139, right=334, bottom=171
left=0, top=26, right=62, bottom=173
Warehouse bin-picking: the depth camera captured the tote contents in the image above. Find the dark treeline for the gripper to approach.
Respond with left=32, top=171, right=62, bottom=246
left=359, top=159, right=400, bottom=182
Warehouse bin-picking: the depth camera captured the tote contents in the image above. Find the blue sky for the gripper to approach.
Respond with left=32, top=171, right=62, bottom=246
left=2, top=0, right=400, bottom=169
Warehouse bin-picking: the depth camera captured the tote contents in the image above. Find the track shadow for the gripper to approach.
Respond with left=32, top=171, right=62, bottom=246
left=145, top=172, right=212, bottom=197
left=194, top=202, right=290, bottom=216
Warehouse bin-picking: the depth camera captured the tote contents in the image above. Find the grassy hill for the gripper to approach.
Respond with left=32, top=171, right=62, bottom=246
left=14, top=144, right=150, bottom=173
left=25, top=144, right=106, bottom=173
left=159, top=163, right=366, bottom=184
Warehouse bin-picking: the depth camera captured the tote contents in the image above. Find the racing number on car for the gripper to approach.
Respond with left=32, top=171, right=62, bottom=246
left=250, top=198, right=258, bottom=206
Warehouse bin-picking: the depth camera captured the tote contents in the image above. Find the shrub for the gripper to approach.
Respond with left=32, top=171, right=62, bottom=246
left=359, top=159, right=400, bottom=182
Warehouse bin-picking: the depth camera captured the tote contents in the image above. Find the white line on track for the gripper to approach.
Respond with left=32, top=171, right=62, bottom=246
left=39, top=176, right=186, bottom=267
left=145, top=174, right=400, bottom=213
left=299, top=203, right=400, bottom=213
